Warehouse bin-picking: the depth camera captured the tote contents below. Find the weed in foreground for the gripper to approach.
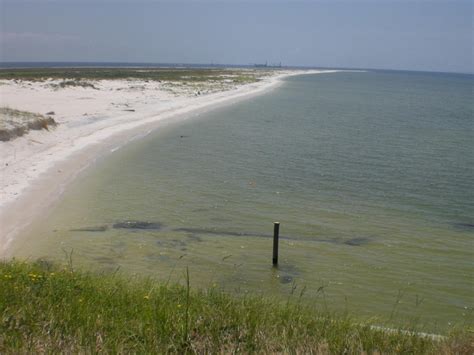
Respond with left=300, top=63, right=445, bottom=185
left=0, top=260, right=472, bottom=353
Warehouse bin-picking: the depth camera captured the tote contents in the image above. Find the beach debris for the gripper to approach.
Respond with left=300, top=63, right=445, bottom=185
left=70, top=225, right=108, bottom=232
left=123, top=109, right=135, bottom=112
left=28, top=139, right=44, bottom=144
left=46, top=111, right=55, bottom=115
left=113, top=220, right=163, bottom=230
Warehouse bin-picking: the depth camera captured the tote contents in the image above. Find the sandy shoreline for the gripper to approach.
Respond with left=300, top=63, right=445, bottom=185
left=0, top=69, right=336, bottom=256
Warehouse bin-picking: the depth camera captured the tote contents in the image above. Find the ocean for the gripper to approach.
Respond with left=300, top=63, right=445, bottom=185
left=12, top=70, right=473, bottom=330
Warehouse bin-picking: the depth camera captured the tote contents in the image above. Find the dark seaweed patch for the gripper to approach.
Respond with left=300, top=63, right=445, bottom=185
left=173, top=227, right=371, bottom=246
left=113, top=221, right=163, bottom=230
left=343, top=237, right=371, bottom=246
left=173, top=227, right=291, bottom=241
left=76, top=221, right=372, bottom=247
left=70, top=226, right=108, bottom=232
left=173, top=227, right=262, bottom=238
left=453, top=223, right=474, bottom=230
left=156, top=239, right=187, bottom=248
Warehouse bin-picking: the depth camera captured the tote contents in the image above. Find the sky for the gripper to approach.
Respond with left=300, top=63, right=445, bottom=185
left=0, top=0, right=472, bottom=73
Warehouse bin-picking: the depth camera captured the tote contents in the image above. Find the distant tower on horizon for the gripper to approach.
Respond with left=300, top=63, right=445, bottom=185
left=254, top=61, right=268, bottom=68
left=254, top=61, right=283, bottom=68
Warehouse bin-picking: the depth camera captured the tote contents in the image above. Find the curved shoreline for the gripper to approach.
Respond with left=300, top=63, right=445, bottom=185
left=0, top=70, right=338, bottom=256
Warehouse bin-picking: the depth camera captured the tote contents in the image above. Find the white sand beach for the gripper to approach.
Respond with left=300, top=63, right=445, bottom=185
left=0, top=69, right=335, bottom=256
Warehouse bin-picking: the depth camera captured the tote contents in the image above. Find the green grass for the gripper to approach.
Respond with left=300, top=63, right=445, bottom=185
left=0, top=68, right=266, bottom=84
left=1, top=261, right=471, bottom=353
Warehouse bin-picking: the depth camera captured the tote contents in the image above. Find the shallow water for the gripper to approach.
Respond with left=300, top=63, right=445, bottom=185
left=13, top=71, right=473, bottom=331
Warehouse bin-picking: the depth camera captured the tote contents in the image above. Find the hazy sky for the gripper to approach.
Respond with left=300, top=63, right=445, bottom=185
left=1, top=0, right=472, bottom=73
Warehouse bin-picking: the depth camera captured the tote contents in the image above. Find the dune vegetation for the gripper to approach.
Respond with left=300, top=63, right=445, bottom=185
left=0, top=67, right=268, bottom=84
left=0, top=107, right=56, bottom=142
left=1, top=260, right=471, bottom=353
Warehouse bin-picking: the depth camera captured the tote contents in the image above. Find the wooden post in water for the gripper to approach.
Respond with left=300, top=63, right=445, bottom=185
left=273, top=222, right=280, bottom=266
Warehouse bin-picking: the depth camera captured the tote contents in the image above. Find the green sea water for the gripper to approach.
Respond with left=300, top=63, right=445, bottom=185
left=13, top=71, right=473, bottom=331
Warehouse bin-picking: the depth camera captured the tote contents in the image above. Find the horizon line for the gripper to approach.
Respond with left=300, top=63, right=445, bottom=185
left=0, top=61, right=472, bottom=76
